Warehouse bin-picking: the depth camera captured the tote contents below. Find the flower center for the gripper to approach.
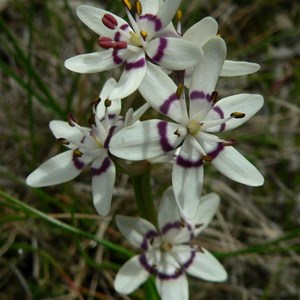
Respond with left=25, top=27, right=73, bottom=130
left=187, top=120, right=202, bottom=136
left=129, top=32, right=143, bottom=46
left=161, top=242, right=173, bottom=252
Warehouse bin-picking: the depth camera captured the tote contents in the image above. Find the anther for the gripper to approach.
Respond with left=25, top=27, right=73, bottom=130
left=230, top=112, right=245, bottom=119
left=102, top=14, right=118, bottom=30
left=149, top=238, right=154, bottom=245
left=210, top=91, right=218, bottom=102
left=195, top=223, right=203, bottom=229
left=176, top=83, right=184, bottom=98
left=140, top=30, right=148, bottom=41
left=98, top=37, right=114, bottom=48
left=152, top=263, right=157, bottom=268
left=88, top=113, right=96, bottom=126
left=174, top=129, right=181, bottom=137
left=135, top=0, right=142, bottom=15
left=202, top=155, right=213, bottom=162
left=57, top=138, right=70, bottom=145
left=73, top=149, right=83, bottom=157
left=122, top=0, right=132, bottom=10
left=67, top=113, right=77, bottom=127
left=90, top=97, right=101, bottom=109
left=223, top=139, right=237, bottom=147
left=179, top=218, right=186, bottom=227
left=176, top=9, right=182, bottom=22
left=105, top=99, right=112, bottom=107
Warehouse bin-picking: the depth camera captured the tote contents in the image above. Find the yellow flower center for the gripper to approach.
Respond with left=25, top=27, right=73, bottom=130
left=187, top=120, right=202, bottom=136
left=129, top=32, right=143, bottom=47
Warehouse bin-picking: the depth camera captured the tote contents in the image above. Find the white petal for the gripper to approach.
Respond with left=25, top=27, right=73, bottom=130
left=91, top=155, right=115, bottom=216
left=206, top=143, right=264, bottom=186
left=64, top=50, right=127, bottom=74
left=172, top=138, right=204, bottom=219
left=156, top=274, right=188, bottom=300
left=116, top=215, right=157, bottom=248
left=189, top=37, right=226, bottom=120
left=221, top=60, right=260, bottom=77
left=158, top=187, right=181, bottom=230
left=77, top=5, right=128, bottom=37
left=49, top=120, right=85, bottom=147
left=190, top=193, right=220, bottom=236
left=109, top=51, right=147, bottom=100
left=183, top=17, right=218, bottom=47
left=186, top=249, right=227, bottom=282
left=139, top=61, right=189, bottom=124
left=96, top=78, right=121, bottom=119
left=26, top=150, right=85, bottom=187
left=114, top=255, right=149, bottom=294
left=138, top=0, right=160, bottom=15
left=109, top=120, right=185, bottom=160
left=155, top=0, right=181, bottom=33
left=146, top=37, right=201, bottom=70
left=204, top=94, right=264, bottom=132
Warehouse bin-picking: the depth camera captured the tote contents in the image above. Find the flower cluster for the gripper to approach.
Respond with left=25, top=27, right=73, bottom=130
left=26, top=1, right=264, bottom=299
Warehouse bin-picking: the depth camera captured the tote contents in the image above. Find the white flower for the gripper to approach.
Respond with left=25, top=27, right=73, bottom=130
left=182, top=16, right=260, bottom=85
left=114, top=187, right=227, bottom=300
left=109, top=37, right=264, bottom=218
left=26, top=78, right=149, bottom=216
left=64, top=1, right=201, bottom=100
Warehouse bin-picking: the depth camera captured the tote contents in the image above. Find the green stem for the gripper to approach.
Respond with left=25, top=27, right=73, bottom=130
left=132, top=163, right=157, bottom=225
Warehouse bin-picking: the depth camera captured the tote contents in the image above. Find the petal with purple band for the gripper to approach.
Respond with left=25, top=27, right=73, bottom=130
left=156, top=273, right=189, bottom=300
left=204, top=94, right=264, bottom=133
left=64, top=49, right=128, bottom=74
left=109, top=51, right=146, bottom=100
left=26, top=150, right=89, bottom=187
left=76, top=5, right=129, bottom=37
left=204, top=142, right=264, bottom=186
left=109, top=120, right=184, bottom=160
left=172, top=138, right=204, bottom=219
left=146, top=37, right=201, bottom=70
left=91, top=155, right=115, bottom=216
left=139, top=61, right=188, bottom=124
left=189, top=37, right=226, bottom=119
left=114, top=255, right=150, bottom=294
left=186, top=249, right=227, bottom=282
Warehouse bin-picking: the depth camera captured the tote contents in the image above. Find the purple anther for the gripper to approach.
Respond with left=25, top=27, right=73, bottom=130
left=102, top=13, right=118, bottom=30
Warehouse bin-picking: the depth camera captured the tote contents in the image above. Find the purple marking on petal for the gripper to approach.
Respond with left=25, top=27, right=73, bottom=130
left=159, top=93, right=179, bottom=115
left=139, top=254, right=157, bottom=275
left=125, top=58, right=145, bottom=70
left=91, top=156, right=111, bottom=176
left=112, top=49, right=123, bottom=65
left=190, top=90, right=211, bottom=102
left=140, top=230, right=159, bottom=251
left=213, top=106, right=226, bottom=132
left=157, top=121, right=175, bottom=152
left=207, top=142, right=224, bottom=159
left=151, top=38, right=167, bottom=63
left=72, top=153, right=85, bottom=170
left=139, top=14, right=162, bottom=32
left=176, top=155, right=203, bottom=168
left=161, top=221, right=194, bottom=240
left=104, top=126, right=117, bottom=149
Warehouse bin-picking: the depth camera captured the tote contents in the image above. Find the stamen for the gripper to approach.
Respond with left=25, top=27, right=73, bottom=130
left=195, top=223, right=203, bottom=229
left=202, top=155, right=213, bottom=162
left=230, top=112, right=245, bottom=119
left=174, top=129, right=181, bottom=137
left=179, top=218, right=186, bottom=227
left=67, top=113, right=77, bottom=127
left=176, top=9, right=182, bottom=22
left=74, top=149, right=83, bottom=157
left=88, top=113, right=96, bottom=126
left=98, top=37, right=128, bottom=49
left=176, top=83, right=184, bottom=98
left=140, top=30, right=148, bottom=41
left=102, top=14, right=118, bottom=30
left=129, top=32, right=142, bottom=46
left=135, top=0, right=142, bottom=15
left=105, top=99, right=112, bottom=107
left=161, top=242, right=173, bottom=252
left=57, top=138, right=70, bottom=145
left=90, top=97, right=100, bottom=109
left=210, top=91, right=218, bottom=102
left=187, top=120, right=202, bottom=136
left=122, top=0, right=132, bottom=10
left=223, top=138, right=237, bottom=146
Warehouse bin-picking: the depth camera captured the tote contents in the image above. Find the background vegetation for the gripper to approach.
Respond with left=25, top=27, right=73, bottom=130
left=1, top=0, right=299, bottom=299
